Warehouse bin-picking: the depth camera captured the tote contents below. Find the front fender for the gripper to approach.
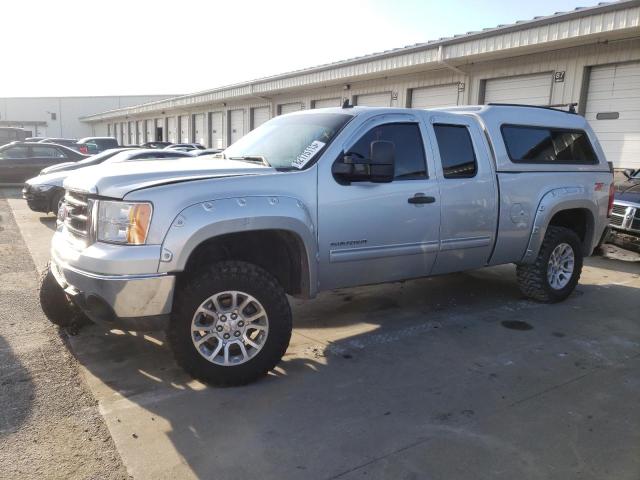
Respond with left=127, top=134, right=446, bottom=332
left=521, top=187, right=597, bottom=264
left=157, top=195, right=318, bottom=294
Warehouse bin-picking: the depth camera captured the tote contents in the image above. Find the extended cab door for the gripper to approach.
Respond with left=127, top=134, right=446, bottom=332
left=426, top=113, right=498, bottom=274
left=317, top=113, right=441, bottom=290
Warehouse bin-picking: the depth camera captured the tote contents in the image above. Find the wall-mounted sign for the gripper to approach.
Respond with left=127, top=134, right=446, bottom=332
left=554, top=71, right=565, bottom=83
left=458, top=82, right=465, bottom=92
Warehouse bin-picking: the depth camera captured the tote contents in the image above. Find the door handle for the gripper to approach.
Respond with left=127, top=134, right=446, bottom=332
left=408, top=194, right=436, bottom=204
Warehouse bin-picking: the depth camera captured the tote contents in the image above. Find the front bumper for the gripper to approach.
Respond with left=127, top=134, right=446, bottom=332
left=50, top=247, right=175, bottom=331
left=22, top=184, right=56, bottom=213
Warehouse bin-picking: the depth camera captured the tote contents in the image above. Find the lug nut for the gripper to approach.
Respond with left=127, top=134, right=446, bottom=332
left=220, top=315, right=227, bottom=322
left=216, top=326, right=223, bottom=332
left=234, top=331, right=241, bottom=337
left=238, top=321, right=244, bottom=327
left=223, top=333, right=230, bottom=339
left=231, top=313, right=238, bottom=320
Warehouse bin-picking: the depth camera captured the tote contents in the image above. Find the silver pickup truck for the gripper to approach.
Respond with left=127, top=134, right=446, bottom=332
left=40, top=105, right=614, bottom=386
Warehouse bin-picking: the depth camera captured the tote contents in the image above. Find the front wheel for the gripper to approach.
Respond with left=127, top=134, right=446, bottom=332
left=516, top=226, right=583, bottom=303
left=167, top=261, right=292, bottom=386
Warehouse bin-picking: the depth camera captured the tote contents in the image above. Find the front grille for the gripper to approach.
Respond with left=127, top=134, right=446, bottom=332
left=612, top=204, right=627, bottom=216
left=63, top=190, right=92, bottom=240
left=609, top=202, right=640, bottom=233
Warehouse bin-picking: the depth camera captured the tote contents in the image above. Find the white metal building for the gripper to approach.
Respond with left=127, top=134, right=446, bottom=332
left=0, top=95, right=176, bottom=139
left=83, top=1, right=640, bottom=168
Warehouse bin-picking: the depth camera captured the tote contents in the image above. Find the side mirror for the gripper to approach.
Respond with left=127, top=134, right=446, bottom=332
left=332, top=140, right=395, bottom=183
left=623, top=168, right=634, bottom=179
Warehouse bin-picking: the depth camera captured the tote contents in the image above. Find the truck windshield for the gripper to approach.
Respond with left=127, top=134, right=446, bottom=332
left=223, top=113, right=352, bottom=170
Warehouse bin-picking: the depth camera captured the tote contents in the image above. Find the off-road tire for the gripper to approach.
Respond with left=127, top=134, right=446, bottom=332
left=516, top=226, right=583, bottom=303
left=167, top=261, right=292, bottom=386
left=39, top=263, right=77, bottom=327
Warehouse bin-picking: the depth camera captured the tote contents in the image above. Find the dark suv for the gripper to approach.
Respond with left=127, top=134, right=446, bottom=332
left=76, top=137, right=119, bottom=154
left=0, top=142, right=86, bottom=183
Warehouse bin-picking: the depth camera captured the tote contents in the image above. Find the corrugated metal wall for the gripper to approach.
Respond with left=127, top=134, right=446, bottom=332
left=92, top=38, right=640, bottom=160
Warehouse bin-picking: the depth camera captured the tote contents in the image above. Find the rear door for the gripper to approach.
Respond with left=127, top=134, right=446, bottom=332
left=30, top=145, right=70, bottom=176
left=425, top=113, right=498, bottom=274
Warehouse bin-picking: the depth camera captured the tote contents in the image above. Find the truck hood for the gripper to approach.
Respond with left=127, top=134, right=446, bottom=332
left=63, top=158, right=276, bottom=198
left=614, top=178, right=640, bottom=204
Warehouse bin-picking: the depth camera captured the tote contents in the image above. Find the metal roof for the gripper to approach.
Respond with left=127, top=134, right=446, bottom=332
left=82, top=0, right=640, bottom=122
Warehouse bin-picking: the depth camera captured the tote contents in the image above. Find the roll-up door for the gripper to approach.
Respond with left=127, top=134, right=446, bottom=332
left=179, top=115, right=189, bottom=143
left=136, top=121, right=143, bottom=144
left=585, top=62, right=640, bottom=169
left=210, top=112, right=224, bottom=148
left=354, top=92, right=391, bottom=107
left=193, top=114, right=205, bottom=144
left=127, top=121, right=134, bottom=145
left=251, top=107, right=270, bottom=129
left=119, top=123, right=125, bottom=145
left=229, top=109, right=245, bottom=145
left=410, top=84, right=459, bottom=109
left=313, top=98, right=341, bottom=108
left=483, top=73, right=552, bottom=105
left=145, top=120, right=154, bottom=143
left=278, top=102, right=303, bottom=115
left=167, top=117, right=177, bottom=143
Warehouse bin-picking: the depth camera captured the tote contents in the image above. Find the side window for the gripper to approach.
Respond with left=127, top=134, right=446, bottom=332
left=0, top=146, right=30, bottom=159
left=348, top=123, right=427, bottom=180
left=53, top=148, right=68, bottom=158
left=31, top=146, right=58, bottom=158
left=501, top=125, right=598, bottom=164
left=433, top=124, right=477, bottom=179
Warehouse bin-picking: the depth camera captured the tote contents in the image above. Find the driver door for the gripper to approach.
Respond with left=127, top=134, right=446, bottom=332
left=317, top=113, right=441, bottom=290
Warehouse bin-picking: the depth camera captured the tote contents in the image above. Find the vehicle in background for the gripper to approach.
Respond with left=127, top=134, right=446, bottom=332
left=39, top=138, right=79, bottom=149
left=191, top=148, right=224, bottom=157
left=608, top=168, right=640, bottom=249
left=39, top=147, right=137, bottom=175
left=0, top=142, right=87, bottom=184
left=41, top=105, right=613, bottom=386
left=142, top=141, right=173, bottom=149
left=25, top=137, right=46, bottom=143
left=23, top=148, right=194, bottom=213
left=0, top=127, right=30, bottom=146
left=164, top=143, right=205, bottom=152
left=76, top=137, right=119, bottom=154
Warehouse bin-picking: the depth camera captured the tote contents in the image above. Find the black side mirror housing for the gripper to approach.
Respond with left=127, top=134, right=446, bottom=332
left=332, top=140, right=395, bottom=184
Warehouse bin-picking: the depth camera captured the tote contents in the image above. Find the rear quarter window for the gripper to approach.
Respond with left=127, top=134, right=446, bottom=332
left=501, top=125, right=598, bottom=165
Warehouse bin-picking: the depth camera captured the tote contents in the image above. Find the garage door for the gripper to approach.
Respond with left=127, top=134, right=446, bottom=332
left=483, top=73, right=552, bottom=105
left=279, top=103, right=303, bottom=115
left=119, top=123, right=125, bottom=145
left=193, top=114, right=205, bottom=144
left=313, top=98, right=341, bottom=109
left=167, top=117, right=177, bottom=143
left=127, top=121, right=134, bottom=145
left=229, top=109, right=245, bottom=145
left=210, top=112, right=224, bottom=148
left=585, top=62, right=640, bottom=169
left=410, top=84, right=460, bottom=109
left=355, top=92, right=391, bottom=107
left=145, top=120, right=154, bottom=143
left=179, top=115, right=190, bottom=143
left=251, top=107, right=270, bottom=130
left=136, top=121, right=143, bottom=144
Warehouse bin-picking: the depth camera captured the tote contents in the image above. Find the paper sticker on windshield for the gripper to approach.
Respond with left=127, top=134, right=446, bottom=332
left=292, top=141, right=325, bottom=169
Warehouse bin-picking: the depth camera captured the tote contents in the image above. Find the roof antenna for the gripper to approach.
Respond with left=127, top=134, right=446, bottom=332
left=342, top=98, right=353, bottom=109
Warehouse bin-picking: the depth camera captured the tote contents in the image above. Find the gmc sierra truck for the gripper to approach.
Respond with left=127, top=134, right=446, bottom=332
left=40, top=105, right=614, bottom=386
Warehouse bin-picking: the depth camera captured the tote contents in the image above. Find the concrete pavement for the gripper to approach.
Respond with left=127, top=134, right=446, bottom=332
left=5, top=188, right=640, bottom=479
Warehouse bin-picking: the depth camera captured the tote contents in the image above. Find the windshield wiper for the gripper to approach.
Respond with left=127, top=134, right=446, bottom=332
left=228, top=155, right=271, bottom=167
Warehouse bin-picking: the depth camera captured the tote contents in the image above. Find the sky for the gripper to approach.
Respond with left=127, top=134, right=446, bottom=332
left=1, top=0, right=606, bottom=97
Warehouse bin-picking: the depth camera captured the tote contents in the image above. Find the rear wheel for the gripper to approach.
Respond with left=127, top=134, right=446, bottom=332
left=167, top=261, right=292, bottom=386
left=516, top=226, right=583, bottom=303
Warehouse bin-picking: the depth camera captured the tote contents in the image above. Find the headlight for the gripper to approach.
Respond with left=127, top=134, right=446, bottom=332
left=33, top=184, right=55, bottom=192
left=96, top=200, right=152, bottom=245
